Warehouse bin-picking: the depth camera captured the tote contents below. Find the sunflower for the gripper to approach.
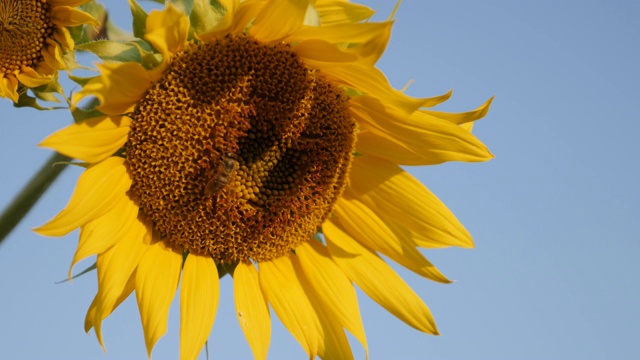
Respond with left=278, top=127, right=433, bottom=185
left=36, top=1, right=493, bottom=359
left=0, top=0, right=98, bottom=103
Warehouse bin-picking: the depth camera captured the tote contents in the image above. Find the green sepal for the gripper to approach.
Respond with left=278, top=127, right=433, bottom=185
left=190, top=0, right=223, bottom=35
left=55, top=262, right=97, bottom=284
left=171, top=0, right=195, bottom=17
left=216, top=261, right=238, bottom=279
left=68, top=74, right=96, bottom=88
left=76, top=40, right=143, bottom=63
left=13, top=92, right=63, bottom=111
left=129, top=0, right=149, bottom=40
left=71, top=97, right=104, bottom=123
left=130, top=40, right=163, bottom=69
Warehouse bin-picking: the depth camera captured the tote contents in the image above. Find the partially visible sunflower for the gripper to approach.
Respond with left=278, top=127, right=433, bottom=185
left=0, top=0, right=98, bottom=103
left=36, top=1, right=493, bottom=359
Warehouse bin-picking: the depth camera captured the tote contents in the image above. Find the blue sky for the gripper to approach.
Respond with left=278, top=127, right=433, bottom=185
left=1, top=1, right=638, bottom=359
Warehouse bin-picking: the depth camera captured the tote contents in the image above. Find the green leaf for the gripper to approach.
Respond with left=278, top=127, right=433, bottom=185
left=71, top=98, right=104, bottom=123
left=129, top=0, right=149, bottom=39
left=68, top=74, right=97, bottom=88
left=76, top=40, right=143, bottom=63
left=172, top=0, right=195, bottom=16
left=190, top=0, right=223, bottom=34
left=13, top=92, right=63, bottom=110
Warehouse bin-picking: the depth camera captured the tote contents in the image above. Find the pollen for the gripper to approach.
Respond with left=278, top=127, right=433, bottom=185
left=0, top=0, right=53, bottom=76
left=126, top=35, right=356, bottom=263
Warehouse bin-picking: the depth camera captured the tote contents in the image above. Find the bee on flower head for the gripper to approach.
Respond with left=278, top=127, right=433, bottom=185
left=205, top=152, right=237, bottom=196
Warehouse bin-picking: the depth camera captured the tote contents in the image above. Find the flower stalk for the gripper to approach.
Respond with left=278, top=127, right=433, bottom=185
left=0, top=152, right=70, bottom=246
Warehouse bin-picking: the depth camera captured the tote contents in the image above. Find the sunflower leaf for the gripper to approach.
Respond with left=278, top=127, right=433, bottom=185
left=190, top=0, right=221, bottom=35
left=129, top=0, right=149, bottom=39
left=76, top=40, right=143, bottom=63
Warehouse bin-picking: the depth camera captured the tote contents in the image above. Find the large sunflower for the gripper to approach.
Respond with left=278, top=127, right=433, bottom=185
left=36, top=1, right=493, bottom=359
left=0, top=0, right=98, bottom=103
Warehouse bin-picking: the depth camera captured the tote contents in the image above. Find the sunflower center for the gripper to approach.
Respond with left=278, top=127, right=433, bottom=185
left=0, top=0, right=53, bottom=76
left=126, top=35, right=356, bottom=263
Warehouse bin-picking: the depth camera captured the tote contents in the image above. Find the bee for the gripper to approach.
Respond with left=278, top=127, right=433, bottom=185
left=205, top=152, right=237, bottom=196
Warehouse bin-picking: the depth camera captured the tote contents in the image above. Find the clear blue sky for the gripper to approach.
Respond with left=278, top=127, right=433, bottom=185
left=1, top=1, right=638, bottom=359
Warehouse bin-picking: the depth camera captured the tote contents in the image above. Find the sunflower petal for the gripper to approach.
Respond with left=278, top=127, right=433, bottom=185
left=145, top=4, right=189, bottom=59
left=332, top=198, right=451, bottom=283
left=40, top=116, right=131, bottom=163
left=421, top=96, right=494, bottom=125
left=136, top=238, right=182, bottom=357
left=259, top=255, right=322, bottom=358
left=35, top=157, right=132, bottom=237
left=51, top=6, right=99, bottom=27
left=306, top=61, right=446, bottom=113
left=250, top=0, right=309, bottom=43
left=348, top=155, right=474, bottom=249
left=72, top=62, right=153, bottom=116
left=324, top=221, right=439, bottom=334
left=288, top=22, right=391, bottom=47
left=15, top=66, right=54, bottom=87
left=352, top=96, right=493, bottom=165
left=85, top=270, right=136, bottom=349
left=0, top=75, right=19, bottom=102
left=180, top=254, right=220, bottom=360
left=69, top=194, right=139, bottom=279
left=234, top=261, right=271, bottom=360
left=314, top=1, right=374, bottom=25
left=294, top=240, right=368, bottom=356
left=88, top=216, right=150, bottom=348
left=294, top=265, right=353, bottom=360
left=293, top=39, right=358, bottom=63
left=53, top=26, right=75, bottom=51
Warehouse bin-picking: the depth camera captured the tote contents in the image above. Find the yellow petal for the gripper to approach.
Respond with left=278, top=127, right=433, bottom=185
left=40, top=116, right=131, bottom=163
left=259, top=254, right=322, bottom=358
left=50, top=0, right=92, bottom=7
left=180, top=254, right=220, bottom=360
left=0, top=75, right=19, bottom=102
left=347, top=155, right=474, bottom=249
left=234, top=261, right=271, bottom=360
left=294, top=240, right=368, bottom=356
left=331, top=198, right=451, bottom=283
left=288, top=22, right=391, bottom=46
left=85, top=270, right=136, bottom=349
left=15, top=66, right=54, bottom=88
left=420, top=96, right=494, bottom=125
left=136, top=239, right=182, bottom=357
left=324, top=221, right=439, bottom=334
left=145, top=4, right=189, bottom=59
left=88, top=216, right=150, bottom=348
left=352, top=97, right=493, bottom=165
left=41, top=38, right=65, bottom=70
left=51, top=6, right=99, bottom=27
left=293, top=39, right=358, bottom=63
left=69, top=194, right=139, bottom=279
left=250, top=0, right=308, bottom=43
left=53, top=26, right=75, bottom=51
left=306, top=61, right=445, bottom=113
left=35, top=157, right=132, bottom=237
left=195, top=0, right=240, bottom=41
left=289, top=21, right=393, bottom=65
left=296, top=274, right=353, bottom=360
left=72, top=62, right=153, bottom=116
left=314, top=1, right=374, bottom=25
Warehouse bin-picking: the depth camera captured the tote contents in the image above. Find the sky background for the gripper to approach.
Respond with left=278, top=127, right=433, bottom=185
left=1, top=1, right=639, bottom=359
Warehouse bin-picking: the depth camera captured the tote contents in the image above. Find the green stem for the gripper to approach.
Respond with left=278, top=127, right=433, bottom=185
left=0, top=152, right=71, bottom=246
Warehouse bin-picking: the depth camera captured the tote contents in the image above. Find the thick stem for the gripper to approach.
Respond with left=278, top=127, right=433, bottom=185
left=0, top=152, right=71, bottom=246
